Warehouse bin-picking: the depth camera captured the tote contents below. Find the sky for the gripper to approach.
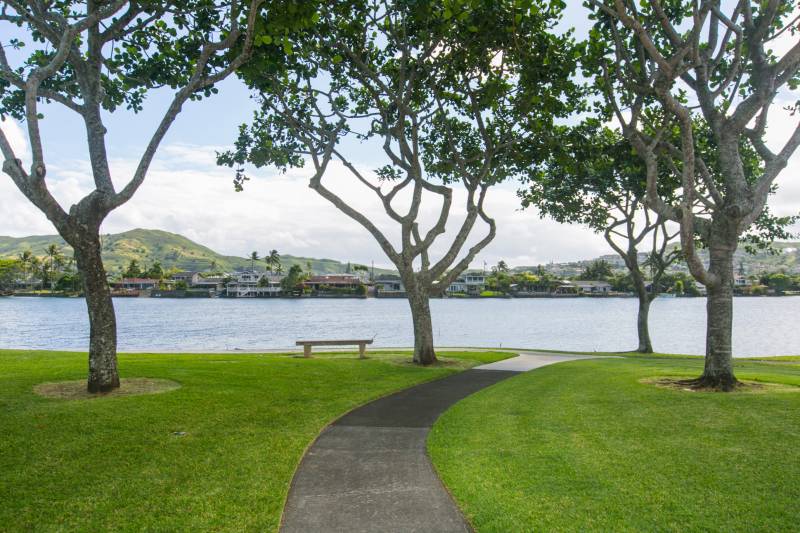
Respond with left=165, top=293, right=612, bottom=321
left=1, top=3, right=798, bottom=270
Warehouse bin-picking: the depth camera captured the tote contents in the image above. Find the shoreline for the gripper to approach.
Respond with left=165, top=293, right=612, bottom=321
left=5, top=292, right=797, bottom=300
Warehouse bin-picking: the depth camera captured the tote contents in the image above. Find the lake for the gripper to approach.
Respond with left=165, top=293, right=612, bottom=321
left=0, top=296, right=798, bottom=356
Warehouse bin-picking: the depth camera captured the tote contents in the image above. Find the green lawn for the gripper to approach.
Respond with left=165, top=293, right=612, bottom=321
left=428, top=356, right=800, bottom=532
left=0, top=349, right=509, bottom=531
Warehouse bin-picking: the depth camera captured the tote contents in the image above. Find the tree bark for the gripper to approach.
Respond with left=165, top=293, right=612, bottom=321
left=700, top=230, right=738, bottom=390
left=635, top=291, right=654, bottom=353
left=406, top=284, right=437, bottom=365
left=73, top=232, right=120, bottom=393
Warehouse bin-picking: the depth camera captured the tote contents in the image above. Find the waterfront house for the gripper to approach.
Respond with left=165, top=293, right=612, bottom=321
left=192, top=275, right=227, bottom=291
left=171, top=271, right=201, bottom=286
left=552, top=280, right=579, bottom=294
left=225, top=271, right=282, bottom=297
left=573, top=280, right=612, bottom=294
left=304, top=274, right=365, bottom=296
left=113, top=278, right=162, bottom=290
left=446, top=278, right=467, bottom=294
left=447, top=272, right=486, bottom=296
left=375, top=274, right=405, bottom=297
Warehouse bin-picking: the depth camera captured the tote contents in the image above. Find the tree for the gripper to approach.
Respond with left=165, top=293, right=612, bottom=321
left=0, top=258, right=21, bottom=292
left=250, top=251, right=260, bottom=271
left=579, top=260, right=615, bottom=281
left=43, top=244, right=65, bottom=289
left=122, top=259, right=142, bottom=279
left=766, top=272, right=792, bottom=295
left=586, top=1, right=800, bottom=389
left=266, top=249, right=280, bottom=273
left=280, top=264, right=306, bottom=294
left=16, top=250, right=33, bottom=287
left=145, top=261, right=164, bottom=280
left=352, top=263, right=369, bottom=278
left=495, top=260, right=509, bottom=274
left=522, top=125, right=680, bottom=352
left=0, top=1, right=263, bottom=392
left=221, top=0, right=582, bottom=364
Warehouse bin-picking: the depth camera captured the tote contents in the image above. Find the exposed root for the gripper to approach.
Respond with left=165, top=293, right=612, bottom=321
left=672, top=376, right=741, bottom=392
left=34, top=378, right=180, bottom=400
left=641, top=377, right=800, bottom=394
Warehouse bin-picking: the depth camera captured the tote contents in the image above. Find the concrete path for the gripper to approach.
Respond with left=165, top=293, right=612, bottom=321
left=280, top=353, right=600, bottom=533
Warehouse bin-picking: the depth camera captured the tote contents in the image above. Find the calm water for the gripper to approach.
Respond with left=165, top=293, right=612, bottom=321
left=0, top=296, right=798, bottom=356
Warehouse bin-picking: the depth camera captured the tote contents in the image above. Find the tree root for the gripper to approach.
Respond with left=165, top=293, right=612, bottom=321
left=670, top=375, right=741, bottom=392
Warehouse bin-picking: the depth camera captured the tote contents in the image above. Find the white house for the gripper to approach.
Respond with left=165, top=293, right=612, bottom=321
left=225, top=271, right=282, bottom=297
left=447, top=273, right=486, bottom=295
left=192, top=275, right=227, bottom=291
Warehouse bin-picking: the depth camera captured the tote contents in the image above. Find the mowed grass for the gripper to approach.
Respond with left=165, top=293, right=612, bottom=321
left=0, top=349, right=510, bottom=531
left=428, top=356, right=800, bottom=532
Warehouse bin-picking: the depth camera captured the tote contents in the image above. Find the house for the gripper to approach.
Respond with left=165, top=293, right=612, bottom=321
left=225, top=271, right=282, bottom=297
left=573, top=280, right=612, bottom=294
left=446, top=278, right=467, bottom=294
left=304, top=274, right=364, bottom=294
left=447, top=272, right=486, bottom=296
left=734, top=275, right=753, bottom=287
left=375, top=274, right=405, bottom=297
left=113, top=278, right=162, bottom=290
left=552, top=280, right=579, bottom=294
left=171, top=271, right=201, bottom=286
left=192, top=275, right=227, bottom=291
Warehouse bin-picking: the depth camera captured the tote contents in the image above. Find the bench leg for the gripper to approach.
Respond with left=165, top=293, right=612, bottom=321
left=304, top=345, right=312, bottom=358
left=359, top=343, right=366, bottom=359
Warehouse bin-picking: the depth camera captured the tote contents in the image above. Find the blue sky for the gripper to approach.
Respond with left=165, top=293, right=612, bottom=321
left=1, top=4, right=798, bottom=269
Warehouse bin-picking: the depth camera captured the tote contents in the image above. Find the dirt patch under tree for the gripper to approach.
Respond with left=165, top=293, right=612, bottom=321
left=34, top=378, right=181, bottom=400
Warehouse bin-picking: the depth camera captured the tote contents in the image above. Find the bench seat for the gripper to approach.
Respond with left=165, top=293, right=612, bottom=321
left=296, top=339, right=374, bottom=358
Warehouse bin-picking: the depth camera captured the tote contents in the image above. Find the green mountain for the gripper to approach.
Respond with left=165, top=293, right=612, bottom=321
left=0, top=228, right=395, bottom=276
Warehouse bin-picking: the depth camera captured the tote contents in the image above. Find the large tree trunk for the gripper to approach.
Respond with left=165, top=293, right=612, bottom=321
left=629, top=268, right=654, bottom=353
left=406, top=283, right=437, bottom=365
left=73, top=232, right=120, bottom=393
left=635, top=292, right=654, bottom=354
left=700, top=234, right=738, bottom=390
left=700, top=243, right=736, bottom=390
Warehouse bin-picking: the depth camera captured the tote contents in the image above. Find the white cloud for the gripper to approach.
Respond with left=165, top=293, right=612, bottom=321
left=0, top=139, right=609, bottom=268
left=3, top=131, right=799, bottom=268
left=0, top=117, right=30, bottom=162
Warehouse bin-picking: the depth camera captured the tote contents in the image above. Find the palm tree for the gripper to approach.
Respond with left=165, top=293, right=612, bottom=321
left=268, top=250, right=280, bottom=274
left=29, top=256, right=42, bottom=289
left=250, top=251, right=259, bottom=272
left=17, top=251, right=33, bottom=288
left=275, top=262, right=284, bottom=275
left=45, top=244, right=64, bottom=289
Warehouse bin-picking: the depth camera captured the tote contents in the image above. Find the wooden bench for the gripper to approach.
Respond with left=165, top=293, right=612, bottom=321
left=295, top=339, right=374, bottom=359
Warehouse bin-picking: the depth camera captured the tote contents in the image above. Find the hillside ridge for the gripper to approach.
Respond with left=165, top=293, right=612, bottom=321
left=0, top=228, right=395, bottom=276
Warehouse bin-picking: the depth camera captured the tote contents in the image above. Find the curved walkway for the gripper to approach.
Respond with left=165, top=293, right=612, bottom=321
left=280, top=352, right=603, bottom=533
